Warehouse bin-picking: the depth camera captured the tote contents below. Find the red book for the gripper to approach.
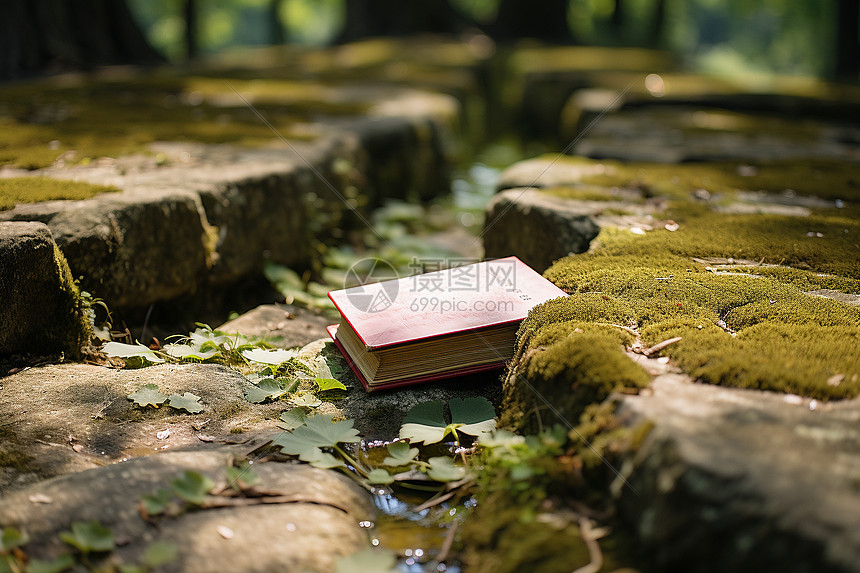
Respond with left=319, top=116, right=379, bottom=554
left=327, top=256, right=567, bottom=391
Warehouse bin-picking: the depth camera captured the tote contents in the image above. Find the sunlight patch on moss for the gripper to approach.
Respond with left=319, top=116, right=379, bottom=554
left=0, top=177, right=119, bottom=211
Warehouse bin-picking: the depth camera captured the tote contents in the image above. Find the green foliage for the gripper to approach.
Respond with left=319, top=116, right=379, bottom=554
left=166, top=393, right=204, bottom=414
left=226, top=461, right=259, bottom=491
left=59, top=520, right=114, bottom=554
left=278, top=407, right=308, bottom=430
left=399, top=397, right=497, bottom=444
left=366, top=468, right=395, bottom=485
left=314, top=356, right=347, bottom=392
left=382, top=441, right=419, bottom=467
left=127, top=384, right=168, bottom=408
left=272, top=414, right=359, bottom=468
left=142, top=541, right=178, bottom=569
left=0, top=528, right=28, bottom=552
left=103, top=342, right=164, bottom=364
left=170, top=471, right=215, bottom=506
left=241, top=348, right=298, bottom=365
left=140, top=488, right=173, bottom=516
left=244, top=378, right=293, bottom=404
left=426, top=456, right=467, bottom=482
left=24, top=555, right=75, bottom=573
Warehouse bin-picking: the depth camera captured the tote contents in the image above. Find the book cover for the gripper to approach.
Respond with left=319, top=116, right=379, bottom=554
left=327, top=256, right=568, bottom=350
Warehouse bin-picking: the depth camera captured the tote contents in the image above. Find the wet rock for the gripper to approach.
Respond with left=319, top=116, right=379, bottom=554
left=217, top=304, right=331, bottom=348
left=0, top=362, right=286, bottom=492
left=483, top=188, right=600, bottom=271
left=614, top=373, right=860, bottom=573
left=0, top=447, right=373, bottom=573
left=0, top=221, right=89, bottom=358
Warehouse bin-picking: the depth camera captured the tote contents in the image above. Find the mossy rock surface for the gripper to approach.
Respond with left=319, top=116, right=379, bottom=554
left=500, top=152, right=860, bottom=432
left=0, top=221, right=90, bottom=358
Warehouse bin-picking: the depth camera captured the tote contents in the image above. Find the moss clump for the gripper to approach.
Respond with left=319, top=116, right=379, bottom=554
left=548, top=155, right=860, bottom=203
left=0, top=177, right=119, bottom=211
left=501, top=305, right=650, bottom=433
left=539, top=225, right=860, bottom=400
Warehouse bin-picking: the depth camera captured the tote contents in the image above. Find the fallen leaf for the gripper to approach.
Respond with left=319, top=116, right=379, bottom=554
left=156, top=429, right=171, bottom=440
left=241, top=348, right=298, bottom=365
left=59, top=520, right=115, bottom=553
left=103, top=341, right=164, bottom=364
left=167, top=392, right=204, bottom=414
left=28, top=493, right=53, bottom=504
left=127, top=384, right=168, bottom=408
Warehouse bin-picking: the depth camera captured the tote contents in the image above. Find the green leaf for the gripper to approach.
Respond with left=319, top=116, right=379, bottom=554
left=382, top=441, right=419, bottom=467
left=143, top=540, right=178, bottom=568
left=140, top=488, right=173, bottom=516
left=449, top=397, right=497, bottom=437
left=334, top=549, right=399, bottom=573
left=271, top=415, right=359, bottom=463
left=290, top=392, right=321, bottom=407
left=477, top=430, right=526, bottom=449
left=226, top=462, right=259, bottom=490
left=162, top=344, right=219, bottom=361
left=315, top=377, right=347, bottom=392
left=25, top=555, right=74, bottom=573
left=426, top=457, right=466, bottom=482
left=366, top=469, right=395, bottom=485
left=167, top=393, right=204, bottom=414
left=399, top=401, right=448, bottom=444
left=278, top=407, right=307, bottom=430
left=0, top=556, right=12, bottom=573
left=302, top=448, right=345, bottom=469
left=102, top=342, right=164, bottom=364
left=244, top=378, right=288, bottom=404
left=315, top=357, right=346, bottom=391
left=170, top=471, right=214, bottom=505
left=59, top=520, right=114, bottom=553
left=242, top=348, right=298, bottom=365
left=127, top=384, right=168, bottom=408
left=0, top=527, right=28, bottom=551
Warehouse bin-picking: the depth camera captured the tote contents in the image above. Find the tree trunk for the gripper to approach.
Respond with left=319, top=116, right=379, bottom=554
left=337, top=0, right=469, bottom=43
left=490, top=0, right=572, bottom=43
left=651, top=0, right=667, bottom=46
left=268, top=0, right=286, bottom=45
left=0, top=0, right=163, bottom=81
left=612, top=0, right=626, bottom=30
left=184, top=0, right=198, bottom=61
left=835, top=0, right=859, bottom=79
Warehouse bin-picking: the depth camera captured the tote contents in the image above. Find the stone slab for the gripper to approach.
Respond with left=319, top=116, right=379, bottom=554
left=615, top=371, right=860, bottom=573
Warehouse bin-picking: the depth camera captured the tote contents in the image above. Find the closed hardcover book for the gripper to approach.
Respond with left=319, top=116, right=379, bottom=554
left=327, top=256, right=568, bottom=391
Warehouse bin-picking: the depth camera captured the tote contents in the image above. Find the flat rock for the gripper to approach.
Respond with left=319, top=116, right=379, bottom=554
left=614, top=372, right=860, bottom=573
left=217, top=304, right=331, bottom=348
left=483, top=188, right=600, bottom=271
left=0, top=222, right=89, bottom=358
left=0, top=362, right=286, bottom=492
left=0, top=447, right=373, bottom=572
left=573, top=106, right=860, bottom=163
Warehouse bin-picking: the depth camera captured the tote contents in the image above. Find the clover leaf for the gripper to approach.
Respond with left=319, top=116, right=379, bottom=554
left=59, top=520, right=114, bottom=553
left=127, top=384, right=168, bottom=408
left=382, top=441, right=419, bottom=467
left=167, top=393, right=203, bottom=414
left=398, top=397, right=496, bottom=444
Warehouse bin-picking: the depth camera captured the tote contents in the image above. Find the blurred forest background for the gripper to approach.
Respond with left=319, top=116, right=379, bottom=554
left=1, top=0, right=858, bottom=81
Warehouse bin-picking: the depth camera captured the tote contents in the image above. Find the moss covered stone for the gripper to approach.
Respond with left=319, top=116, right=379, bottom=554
left=0, top=221, right=90, bottom=358
left=0, top=176, right=119, bottom=211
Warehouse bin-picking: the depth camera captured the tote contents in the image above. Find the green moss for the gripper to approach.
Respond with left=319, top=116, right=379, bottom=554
left=502, top=309, right=650, bottom=433
left=55, top=245, right=93, bottom=359
left=549, top=155, right=860, bottom=203
left=0, top=177, right=119, bottom=211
